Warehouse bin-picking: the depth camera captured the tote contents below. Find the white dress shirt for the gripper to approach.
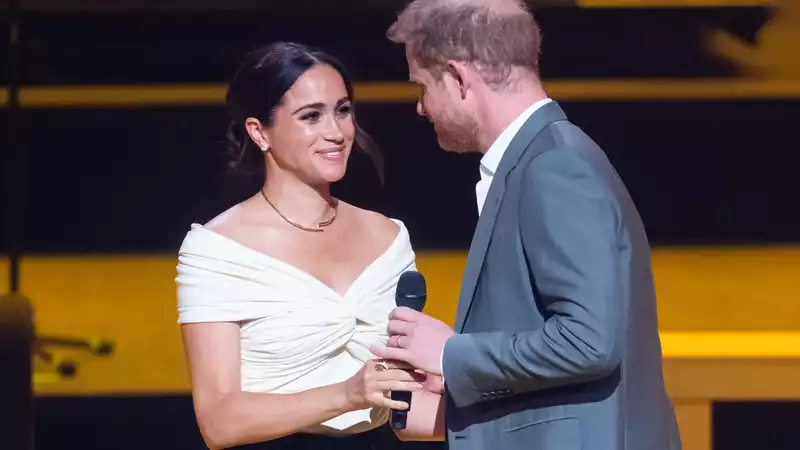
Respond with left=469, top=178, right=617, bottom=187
left=442, top=98, right=552, bottom=381
left=475, top=98, right=552, bottom=215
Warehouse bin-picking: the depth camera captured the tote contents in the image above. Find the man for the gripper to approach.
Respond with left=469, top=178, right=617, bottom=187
left=371, top=0, right=682, bottom=449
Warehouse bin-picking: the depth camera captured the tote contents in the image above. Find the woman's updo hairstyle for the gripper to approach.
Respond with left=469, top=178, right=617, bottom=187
left=224, top=41, right=382, bottom=183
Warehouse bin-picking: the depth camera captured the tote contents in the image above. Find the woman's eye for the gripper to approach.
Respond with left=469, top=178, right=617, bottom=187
left=301, top=111, right=321, bottom=122
left=337, top=105, right=352, bottom=116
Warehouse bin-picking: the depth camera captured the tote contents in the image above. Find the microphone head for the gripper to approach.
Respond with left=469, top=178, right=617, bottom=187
left=396, top=271, right=426, bottom=312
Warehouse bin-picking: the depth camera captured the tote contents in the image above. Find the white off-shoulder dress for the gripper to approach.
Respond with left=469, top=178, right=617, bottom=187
left=175, top=219, right=416, bottom=435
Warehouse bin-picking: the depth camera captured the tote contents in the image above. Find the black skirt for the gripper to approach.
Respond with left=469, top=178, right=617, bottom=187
left=228, top=424, right=402, bottom=450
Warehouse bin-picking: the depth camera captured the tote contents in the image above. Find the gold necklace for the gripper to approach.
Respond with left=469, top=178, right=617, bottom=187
left=260, top=189, right=337, bottom=233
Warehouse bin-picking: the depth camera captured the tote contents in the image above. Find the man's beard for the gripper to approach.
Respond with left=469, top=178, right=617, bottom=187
left=433, top=113, right=480, bottom=153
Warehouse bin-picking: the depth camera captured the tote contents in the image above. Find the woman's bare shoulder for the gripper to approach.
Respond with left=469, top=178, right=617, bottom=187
left=343, top=202, right=401, bottom=242
left=202, top=196, right=262, bottom=242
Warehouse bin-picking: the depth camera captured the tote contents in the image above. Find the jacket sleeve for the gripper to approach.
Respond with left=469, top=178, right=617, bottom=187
left=442, top=148, right=624, bottom=408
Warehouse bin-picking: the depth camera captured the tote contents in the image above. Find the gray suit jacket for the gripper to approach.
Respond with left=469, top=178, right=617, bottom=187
left=441, top=102, right=681, bottom=450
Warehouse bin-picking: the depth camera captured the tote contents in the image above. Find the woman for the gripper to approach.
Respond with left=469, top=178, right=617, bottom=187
left=175, top=42, right=425, bottom=449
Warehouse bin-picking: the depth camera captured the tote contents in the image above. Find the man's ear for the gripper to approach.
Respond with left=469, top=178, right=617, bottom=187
left=444, top=60, right=472, bottom=99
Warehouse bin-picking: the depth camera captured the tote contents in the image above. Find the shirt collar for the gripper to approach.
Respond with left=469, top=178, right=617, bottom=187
left=479, top=98, right=552, bottom=179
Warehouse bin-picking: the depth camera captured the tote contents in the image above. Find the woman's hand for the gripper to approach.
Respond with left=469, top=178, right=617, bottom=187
left=343, top=359, right=425, bottom=411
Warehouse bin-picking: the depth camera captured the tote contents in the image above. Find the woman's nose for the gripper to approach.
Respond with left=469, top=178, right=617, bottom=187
left=323, top=117, right=345, bottom=142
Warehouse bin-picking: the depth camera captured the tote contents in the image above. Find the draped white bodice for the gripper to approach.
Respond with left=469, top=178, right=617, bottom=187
left=175, top=220, right=416, bottom=433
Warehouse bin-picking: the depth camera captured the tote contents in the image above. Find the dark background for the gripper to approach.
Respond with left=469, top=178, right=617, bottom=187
left=0, top=7, right=797, bottom=255
left=1, top=3, right=798, bottom=449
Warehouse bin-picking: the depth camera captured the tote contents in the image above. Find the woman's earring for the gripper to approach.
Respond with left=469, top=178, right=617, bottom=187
left=260, top=144, right=269, bottom=152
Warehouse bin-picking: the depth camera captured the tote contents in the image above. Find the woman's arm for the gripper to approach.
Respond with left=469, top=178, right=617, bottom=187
left=182, top=322, right=422, bottom=449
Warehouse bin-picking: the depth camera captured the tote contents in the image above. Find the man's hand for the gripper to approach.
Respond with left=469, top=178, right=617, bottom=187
left=423, top=373, right=445, bottom=395
left=371, top=306, right=454, bottom=376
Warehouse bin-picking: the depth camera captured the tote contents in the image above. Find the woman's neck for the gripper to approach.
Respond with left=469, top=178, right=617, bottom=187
left=260, top=170, right=335, bottom=228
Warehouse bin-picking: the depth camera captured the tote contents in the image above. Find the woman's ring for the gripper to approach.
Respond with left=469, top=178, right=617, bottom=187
left=375, top=360, right=390, bottom=372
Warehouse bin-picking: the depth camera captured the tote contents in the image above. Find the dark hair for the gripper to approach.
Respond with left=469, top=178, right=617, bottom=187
left=224, top=41, right=383, bottom=183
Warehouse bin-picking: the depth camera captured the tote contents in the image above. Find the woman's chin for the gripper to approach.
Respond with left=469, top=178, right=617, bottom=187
left=311, top=162, right=348, bottom=184
left=308, top=168, right=347, bottom=185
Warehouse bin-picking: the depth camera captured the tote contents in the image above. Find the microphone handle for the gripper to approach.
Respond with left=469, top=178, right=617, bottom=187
left=390, top=390, right=412, bottom=429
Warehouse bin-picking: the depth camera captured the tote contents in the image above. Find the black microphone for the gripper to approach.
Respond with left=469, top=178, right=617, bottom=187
left=390, top=270, right=427, bottom=430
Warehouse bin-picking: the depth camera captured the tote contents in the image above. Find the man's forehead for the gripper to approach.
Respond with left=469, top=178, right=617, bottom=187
left=404, top=49, right=425, bottom=80
left=404, top=46, right=417, bottom=65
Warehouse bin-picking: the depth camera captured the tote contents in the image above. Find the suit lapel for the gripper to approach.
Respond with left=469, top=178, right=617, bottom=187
left=453, top=102, right=568, bottom=332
